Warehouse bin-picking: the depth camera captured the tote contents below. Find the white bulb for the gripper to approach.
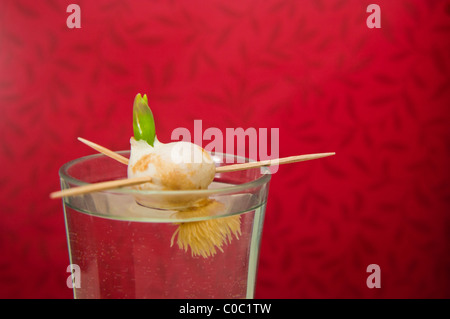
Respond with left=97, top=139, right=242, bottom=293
left=127, top=137, right=216, bottom=191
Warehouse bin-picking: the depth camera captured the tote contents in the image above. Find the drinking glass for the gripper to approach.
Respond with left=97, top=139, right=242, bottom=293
left=59, top=151, right=271, bottom=299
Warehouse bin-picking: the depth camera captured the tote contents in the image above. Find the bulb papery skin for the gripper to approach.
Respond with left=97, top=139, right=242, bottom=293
left=127, top=137, right=216, bottom=191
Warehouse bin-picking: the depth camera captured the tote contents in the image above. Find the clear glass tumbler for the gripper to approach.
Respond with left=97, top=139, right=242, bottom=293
left=59, top=151, right=271, bottom=299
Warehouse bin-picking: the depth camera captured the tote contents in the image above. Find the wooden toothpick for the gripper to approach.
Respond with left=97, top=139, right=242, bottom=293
left=78, top=137, right=129, bottom=165
left=50, top=138, right=335, bottom=198
left=50, top=176, right=152, bottom=199
left=215, top=152, right=336, bottom=173
left=77, top=137, right=335, bottom=173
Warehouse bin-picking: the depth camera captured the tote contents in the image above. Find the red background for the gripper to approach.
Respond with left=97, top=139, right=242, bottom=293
left=1, top=0, right=449, bottom=298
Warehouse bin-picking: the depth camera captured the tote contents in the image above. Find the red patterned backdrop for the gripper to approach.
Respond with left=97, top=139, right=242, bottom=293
left=0, top=0, right=449, bottom=298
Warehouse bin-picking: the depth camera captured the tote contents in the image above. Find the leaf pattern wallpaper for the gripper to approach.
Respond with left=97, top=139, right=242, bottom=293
left=0, top=0, right=449, bottom=298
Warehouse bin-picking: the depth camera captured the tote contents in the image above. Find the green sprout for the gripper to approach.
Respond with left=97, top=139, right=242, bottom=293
left=133, top=93, right=156, bottom=146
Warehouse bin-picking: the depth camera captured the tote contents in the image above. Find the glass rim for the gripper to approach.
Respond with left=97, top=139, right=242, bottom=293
left=59, top=151, right=272, bottom=196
